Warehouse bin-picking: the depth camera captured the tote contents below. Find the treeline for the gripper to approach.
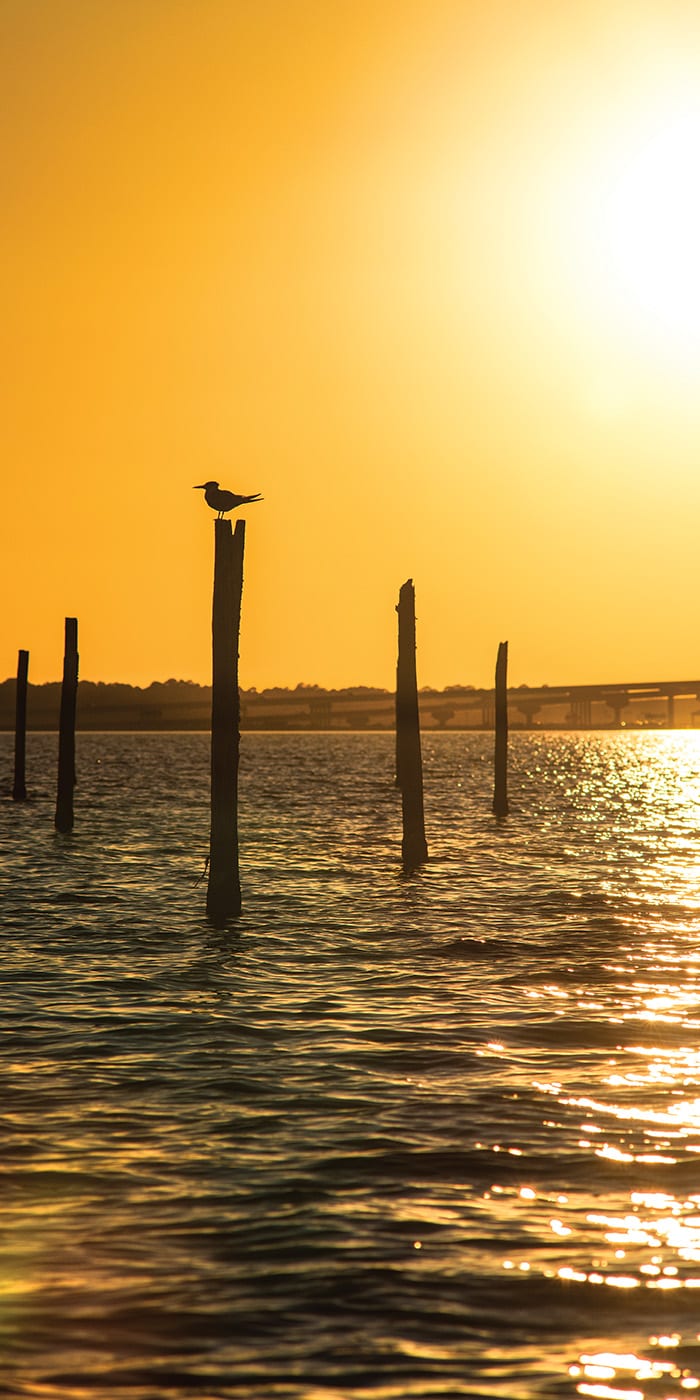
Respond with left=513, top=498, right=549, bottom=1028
left=0, top=679, right=395, bottom=731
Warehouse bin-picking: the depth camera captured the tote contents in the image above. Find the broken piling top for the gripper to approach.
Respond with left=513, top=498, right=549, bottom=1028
left=397, top=577, right=417, bottom=649
left=55, top=617, right=79, bottom=834
left=396, top=577, right=428, bottom=871
left=493, top=639, right=509, bottom=819
left=207, top=517, right=245, bottom=921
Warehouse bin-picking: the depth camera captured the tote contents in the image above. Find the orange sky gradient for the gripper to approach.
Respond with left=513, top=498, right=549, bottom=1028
left=4, top=0, right=700, bottom=689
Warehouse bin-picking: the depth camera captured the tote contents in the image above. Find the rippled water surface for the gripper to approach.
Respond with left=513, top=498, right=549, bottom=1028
left=5, top=730, right=700, bottom=1398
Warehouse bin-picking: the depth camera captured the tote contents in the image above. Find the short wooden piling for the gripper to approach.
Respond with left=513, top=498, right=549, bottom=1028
left=55, top=618, right=79, bottom=833
left=493, top=639, right=509, bottom=818
left=207, top=518, right=244, bottom=920
left=12, top=649, right=29, bottom=802
left=396, top=579, right=428, bottom=871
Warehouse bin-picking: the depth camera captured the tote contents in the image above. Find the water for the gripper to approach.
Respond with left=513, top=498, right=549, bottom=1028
left=3, top=731, right=700, bottom=1399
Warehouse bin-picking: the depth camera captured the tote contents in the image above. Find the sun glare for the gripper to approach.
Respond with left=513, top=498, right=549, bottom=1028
left=591, top=100, right=700, bottom=357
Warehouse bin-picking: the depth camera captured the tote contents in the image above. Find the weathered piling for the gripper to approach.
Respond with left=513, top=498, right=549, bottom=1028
left=493, top=639, right=509, bottom=818
left=207, top=517, right=244, bottom=920
left=396, top=578, right=428, bottom=871
left=12, top=649, right=29, bottom=802
left=55, top=618, right=79, bottom=833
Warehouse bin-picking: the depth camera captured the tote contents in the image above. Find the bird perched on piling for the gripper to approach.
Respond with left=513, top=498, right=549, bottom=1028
left=194, top=481, right=263, bottom=518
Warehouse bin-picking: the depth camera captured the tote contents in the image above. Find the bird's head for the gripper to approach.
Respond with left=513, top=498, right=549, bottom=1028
left=193, top=481, right=219, bottom=490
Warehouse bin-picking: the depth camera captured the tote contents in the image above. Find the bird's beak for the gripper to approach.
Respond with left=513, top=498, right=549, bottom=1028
left=193, top=484, right=205, bottom=489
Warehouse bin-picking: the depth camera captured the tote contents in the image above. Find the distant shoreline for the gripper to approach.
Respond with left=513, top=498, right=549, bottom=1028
left=0, top=723, right=692, bottom=734
left=1, top=679, right=698, bottom=731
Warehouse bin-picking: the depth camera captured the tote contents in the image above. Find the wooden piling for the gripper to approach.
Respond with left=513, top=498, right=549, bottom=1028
left=55, top=618, right=79, bottom=833
left=493, top=639, right=509, bottom=818
left=12, top=649, right=29, bottom=802
left=396, top=579, right=428, bottom=871
left=207, top=518, right=244, bottom=920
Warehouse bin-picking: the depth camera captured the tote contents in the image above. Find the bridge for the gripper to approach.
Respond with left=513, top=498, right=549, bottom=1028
left=239, top=680, right=700, bottom=730
left=441, top=680, right=700, bottom=728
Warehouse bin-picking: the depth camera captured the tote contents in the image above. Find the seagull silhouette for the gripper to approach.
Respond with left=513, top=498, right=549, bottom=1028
left=193, top=481, right=263, bottom=518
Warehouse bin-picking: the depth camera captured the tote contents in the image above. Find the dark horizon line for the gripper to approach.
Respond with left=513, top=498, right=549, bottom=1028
left=3, top=676, right=700, bottom=695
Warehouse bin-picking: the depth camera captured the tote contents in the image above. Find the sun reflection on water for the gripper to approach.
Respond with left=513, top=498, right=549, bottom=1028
left=567, top=1337, right=700, bottom=1398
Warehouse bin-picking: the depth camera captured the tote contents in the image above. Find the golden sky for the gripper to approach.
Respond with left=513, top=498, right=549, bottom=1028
left=4, top=0, right=700, bottom=689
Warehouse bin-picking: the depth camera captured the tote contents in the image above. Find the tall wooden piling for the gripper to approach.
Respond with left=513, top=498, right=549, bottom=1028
left=55, top=618, right=79, bottom=833
left=493, top=639, right=509, bottom=818
left=207, top=518, right=244, bottom=920
left=12, top=649, right=29, bottom=802
left=396, top=579, right=428, bottom=871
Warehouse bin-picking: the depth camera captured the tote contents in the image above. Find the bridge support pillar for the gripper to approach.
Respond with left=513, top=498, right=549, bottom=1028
left=667, top=694, right=676, bottom=728
left=516, top=702, right=540, bottom=729
left=607, top=693, right=627, bottom=727
left=570, top=698, right=592, bottom=728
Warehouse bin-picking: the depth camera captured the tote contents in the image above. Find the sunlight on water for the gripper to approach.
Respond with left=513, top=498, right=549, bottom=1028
left=4, top=731, right=700, bottom=1397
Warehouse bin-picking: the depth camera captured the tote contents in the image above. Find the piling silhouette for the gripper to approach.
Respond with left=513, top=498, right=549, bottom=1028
left=395, top=579, right=428, bottom=871
left=55, top=618, right=79, bottom=833
left=493, top=640, right=509, bottom=818
left=12, top=649, right=29, bottom=802
left=207, top=518, right=244, bottom=920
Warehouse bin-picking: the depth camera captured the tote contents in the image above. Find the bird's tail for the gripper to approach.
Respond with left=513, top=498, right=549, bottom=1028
left=242, top=494, right=263, bottom=503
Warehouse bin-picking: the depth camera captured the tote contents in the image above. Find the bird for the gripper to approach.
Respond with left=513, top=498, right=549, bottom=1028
left=193, top=481, right=263, bottom=518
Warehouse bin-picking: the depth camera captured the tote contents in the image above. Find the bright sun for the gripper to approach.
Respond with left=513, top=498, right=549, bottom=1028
left=591, top=103, right=700, bottom=356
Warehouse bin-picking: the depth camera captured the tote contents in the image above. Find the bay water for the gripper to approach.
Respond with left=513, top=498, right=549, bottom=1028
left=3, top=730, right=700, bottom=1398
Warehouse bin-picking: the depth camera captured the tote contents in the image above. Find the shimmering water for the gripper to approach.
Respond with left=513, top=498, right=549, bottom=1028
left=4, top=731, right=700, bottom=1399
